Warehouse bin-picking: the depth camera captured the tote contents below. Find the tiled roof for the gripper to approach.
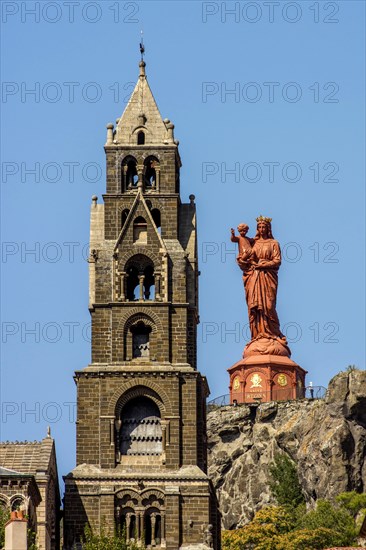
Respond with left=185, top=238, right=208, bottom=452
left=0, top=437, right=54, bottom=476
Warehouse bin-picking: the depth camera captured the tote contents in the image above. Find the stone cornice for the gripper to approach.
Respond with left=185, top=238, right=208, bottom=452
left=91, top=301, right=191, bottom=308
left=74, top=366, right=200, bottom=380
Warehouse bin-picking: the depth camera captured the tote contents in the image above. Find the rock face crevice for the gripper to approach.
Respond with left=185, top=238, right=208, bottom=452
left=207, top=370, right=366, bottom=529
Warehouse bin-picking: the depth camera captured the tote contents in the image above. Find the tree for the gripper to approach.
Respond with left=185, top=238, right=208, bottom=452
left=269, top=453, right=305, bottom=508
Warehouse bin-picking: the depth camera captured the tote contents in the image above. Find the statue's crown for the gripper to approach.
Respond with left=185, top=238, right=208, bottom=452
left=256, top=215, right=272, bottom=223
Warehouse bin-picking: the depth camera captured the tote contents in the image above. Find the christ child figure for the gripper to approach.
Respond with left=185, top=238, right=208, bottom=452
left=230, top=223, right=253, bottom=263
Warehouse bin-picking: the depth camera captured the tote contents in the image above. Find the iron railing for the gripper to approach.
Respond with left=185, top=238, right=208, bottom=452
left=207, top=386, right=327, bottom=411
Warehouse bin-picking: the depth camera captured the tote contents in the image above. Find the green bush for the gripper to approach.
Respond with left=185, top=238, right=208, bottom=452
left=81, top=524, right=143, bottom=550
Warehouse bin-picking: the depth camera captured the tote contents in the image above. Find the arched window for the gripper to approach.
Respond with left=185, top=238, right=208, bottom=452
left=133, top=216, right=147, bottom=244
left=144, top=156, right=159, bottom=189
left=121, top=209, right=130, bottom=228
left=137, top=131, right=145, bottom=145
left=119, top=397, right=162, bottom=456
left=131, top=322, right=152, bottom=358
left=151, top=208, right=161, bottom=235
left=122, top=156, right=138, bottom=190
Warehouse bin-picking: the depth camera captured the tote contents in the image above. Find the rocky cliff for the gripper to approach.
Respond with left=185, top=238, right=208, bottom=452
left=207, top=370, right=366, bottom=529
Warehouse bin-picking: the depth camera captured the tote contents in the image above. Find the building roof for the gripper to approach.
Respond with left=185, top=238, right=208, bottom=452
left=0, top=436, right=55, bottom=476
left=0, top=466, right=28, bottom=477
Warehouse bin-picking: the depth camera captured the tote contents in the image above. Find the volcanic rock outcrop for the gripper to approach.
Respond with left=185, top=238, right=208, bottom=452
left=207, top=370, right=366, bottom=529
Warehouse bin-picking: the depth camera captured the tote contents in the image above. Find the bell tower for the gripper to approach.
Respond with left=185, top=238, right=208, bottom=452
left=63, top=57, right=220, bottom=549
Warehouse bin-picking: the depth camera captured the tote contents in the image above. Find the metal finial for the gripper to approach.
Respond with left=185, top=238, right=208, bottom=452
left=140, top=30, right=145, bottom=61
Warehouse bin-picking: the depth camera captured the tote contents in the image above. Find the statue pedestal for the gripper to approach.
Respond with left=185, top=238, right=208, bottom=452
left=228, top=354, right=307, bottom=404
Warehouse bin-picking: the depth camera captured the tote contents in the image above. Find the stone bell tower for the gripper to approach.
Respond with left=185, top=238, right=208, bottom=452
left=63, top=57, right=220, bottom=549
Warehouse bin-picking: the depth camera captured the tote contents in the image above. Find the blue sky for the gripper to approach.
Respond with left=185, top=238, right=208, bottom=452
left=1, top=1, right=365, bottom=491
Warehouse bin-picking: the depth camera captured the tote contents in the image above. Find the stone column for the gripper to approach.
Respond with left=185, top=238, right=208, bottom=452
left=126, top=513, right=131, bottom=543
left=138, top=275, right=145, bottom=301
left=138, top=511, right=144, bottom=543
left=151, top=513, right=157, bottom=546
left=137, top=164, right=144, bottom=189
left=155, top=166, right=160, bottom=192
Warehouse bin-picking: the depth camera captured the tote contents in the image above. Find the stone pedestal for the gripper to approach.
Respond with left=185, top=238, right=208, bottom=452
left=228, top=354, right=307, bottom=404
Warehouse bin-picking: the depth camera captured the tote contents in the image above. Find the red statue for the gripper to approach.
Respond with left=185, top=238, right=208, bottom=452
left=231, top=217, right=290, bottom=357
left=228, top=216, right=307, bottom=404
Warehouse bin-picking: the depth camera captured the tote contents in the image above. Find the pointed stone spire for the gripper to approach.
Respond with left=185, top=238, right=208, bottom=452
left=114, top=57, right=173, bottom=146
